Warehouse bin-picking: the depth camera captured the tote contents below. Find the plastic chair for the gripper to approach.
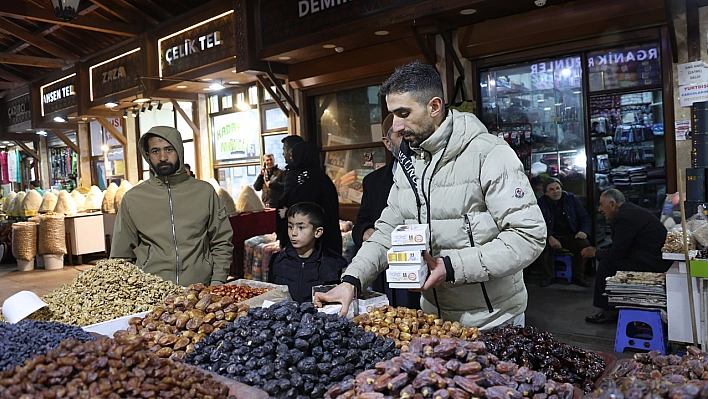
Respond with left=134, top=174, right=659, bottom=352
left=614, top=309, right=667, bottom=354
left=554, top=253, right=572, bottom=283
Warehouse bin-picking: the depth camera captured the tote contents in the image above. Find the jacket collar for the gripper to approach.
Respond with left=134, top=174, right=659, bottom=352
left=284, top=241, right=324, bottom=262
left=416, top=110, right=487, bottom=164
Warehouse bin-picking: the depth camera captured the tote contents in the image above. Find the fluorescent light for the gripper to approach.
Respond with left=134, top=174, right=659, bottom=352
left=202, top=78, right=212, bottom=82
left=176, top=85, right=187, bottom=89
left=105, top=102, right=118, bottom=108
left=209, top=82, right=225, bottom=90
left=53, top=116, right=67, bottom=122
left=374, top=31, right=389, bottom=36
left=279, top=56, right=291, bottom=60
left=228, top=81, right=240, bottom=85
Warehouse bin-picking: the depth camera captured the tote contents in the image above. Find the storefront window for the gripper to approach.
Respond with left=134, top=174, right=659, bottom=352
left=263, top=133, right=287, bottom=167
left=212, top=110, right=261, bottom=163
left=587, top=43, right=661, bottom=92
left=264, top=106, right=287, bottom=131
left=315, top=85, right=382, bottom=146
left=324, top=146, right=386, bottom=204
left=217, top=165, right=258, bottom=198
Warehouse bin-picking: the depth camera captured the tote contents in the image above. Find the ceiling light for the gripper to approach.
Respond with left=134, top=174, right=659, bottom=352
left=147, top=103, right=153, bottom=111
left=209, top=82, right=225, bottom=90
left=460, top=8, right=477, bottom=15
left=374, top=30, right=389, bottom=36
left=228, top=81, right=240, bottom=85
left=131, top=107, right=139, bottom=117
left=202, top=78, right=212, bottom=82
left=123, top=109, right=128, bottom=119
left=141, top=105, right=147, bottom=113
left=134, top=97, right=151, bottom=103
left=105, top=102, right=118, bottom=108
left=156, top=101, right=163, bottom=110
left=176, top=85, right=187, bottom=89
left=236, top=103, right=252, bottom=111
left=335, top=46, right=344, bottom=53
left=323, top=44, right=336, bottom=49
left=7, top=143, right=14, bottom=146
left=53, top=116, right=66, bottom=123
left=279, top=56, right=291, bottom=60
left=101, top=144, right=109, bottom=152
left=36, top=130, right=47, bottom=136
left=231, top=69, right=237, bottom=73
left=2, top=141, right=9, bottom=144
left=49, top=0, right=81, bottom=22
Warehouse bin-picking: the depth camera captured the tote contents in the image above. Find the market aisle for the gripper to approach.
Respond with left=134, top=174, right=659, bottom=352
left=0, top=262, right=92, bottom=303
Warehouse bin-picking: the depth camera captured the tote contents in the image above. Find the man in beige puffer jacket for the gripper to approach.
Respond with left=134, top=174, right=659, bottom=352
left=315, top=61, right=546, bottom=330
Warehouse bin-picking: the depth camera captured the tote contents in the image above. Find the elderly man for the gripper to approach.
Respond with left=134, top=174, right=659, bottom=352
left=253, top=153, right=284, bottom=207
left=314, top=61, right=546, bottom=329
left=582, top=189, right=671, bottom=323
left=536, top=177, right=592, bottom=287
left=111, top=126, right=234, bottom=287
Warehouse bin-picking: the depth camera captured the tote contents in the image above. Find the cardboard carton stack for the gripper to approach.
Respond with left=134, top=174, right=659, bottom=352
left=386, top=224, right=430, bottom=289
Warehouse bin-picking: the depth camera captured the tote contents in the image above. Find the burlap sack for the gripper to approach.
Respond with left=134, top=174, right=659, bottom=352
left=3, top=191, right=16, bottom=214
left=114, top=180, right=133, bottom=210
left=38, top=214, right=66, bottom=255
left=83, top=191, right=103, bottom=211
left=102, top=182, right=119, bottom=213
left=21, top=190, right=42, bottom=216
left=11, top=192, right=26, bottom=217
left=38, top=192, right=58, bottom=213
left=54, top=191, right=78, bottom=215
left=70, top=190, right=86, bottom=210
left=235, top=185, right=264, bottom=214
left=217, top=187, right=239, bottom=216
left=12, top=222, right=37, bottom=261
left=89, top=185, right=102, bottom=196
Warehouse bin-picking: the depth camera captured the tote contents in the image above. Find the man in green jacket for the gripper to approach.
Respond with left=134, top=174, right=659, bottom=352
left=110, top=126, right=233, bottom=286
left=314, top=61, right=546, bottom=330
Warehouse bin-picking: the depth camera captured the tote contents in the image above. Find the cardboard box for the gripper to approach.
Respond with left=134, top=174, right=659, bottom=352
left=386, top=263, right=429, bottom=284
left=391, top=224, right=429, bottom=247
left=389, top=281, right=425, bottom=289
left=387, top=248, right=424, bottom=265
left=312, top=285, right=389, bottom=316
left=83, top=311, right=150, bottom=338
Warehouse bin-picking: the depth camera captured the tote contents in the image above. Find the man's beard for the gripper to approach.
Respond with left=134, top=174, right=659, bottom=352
left=152, top=160, right=180, bottom=176
left=403, top=119, right=437, bottom=148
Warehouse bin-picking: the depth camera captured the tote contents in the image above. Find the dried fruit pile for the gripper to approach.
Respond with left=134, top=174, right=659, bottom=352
left=208, top=284, right=270, bottom=302
left=126, top=283, right=249, bottom=361
left=0, top=332, right=236, bottom=399
left=480, top=325, right=605, bottom=393
left=185, top=300, right=400, bottom=399
left=584, top=347, right=708, bottom=399
left=0, top=320, right=96, bottom=371
left=28, top=259, right=183, bottom=326
left=324, top=336, right=574, bottom=399
left=352, top=305, right=478, bottom=350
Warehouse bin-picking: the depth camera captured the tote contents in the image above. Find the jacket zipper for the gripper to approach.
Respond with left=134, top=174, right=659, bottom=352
left=166, top=177, right=181, bottom=285
left=141, top=247, right=151, bottom=270
left=464, top=214, right=474, bottom=247
left=204, top=256, right=213, bottom=274
left=300, top=261, right=305, bottom=301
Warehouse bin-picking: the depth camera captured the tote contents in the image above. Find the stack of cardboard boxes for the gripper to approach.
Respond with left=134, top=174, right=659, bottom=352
left=386, top=224, right=430, bottom=289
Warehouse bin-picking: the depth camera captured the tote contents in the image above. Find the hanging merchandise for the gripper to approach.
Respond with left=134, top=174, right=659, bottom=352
left=7, top=150, right=17, bottom=184
left=0, top=152, right=8, bottom=184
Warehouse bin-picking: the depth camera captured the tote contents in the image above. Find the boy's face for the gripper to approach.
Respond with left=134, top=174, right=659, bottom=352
left=288, top=213, right=323, bottom=249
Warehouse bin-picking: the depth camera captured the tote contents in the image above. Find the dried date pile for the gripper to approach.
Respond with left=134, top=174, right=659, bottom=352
left=125, top=283, right=250, bottom=361
left=28, top=259, right=183, bottom=326
left=208, top=284, right=270, bottom=302
left=0, top=320, right=96, bottom=371
left=185, top=300, right=400, bottom=399
left=352, top=305, right=478, bottom=350
left=584, top=347, right=708, bottom=398
left=480, top=325, right=605, bottom=393
left=324, top=336, right=575, bottom=399
left=0, top=332, right=236, bottom=399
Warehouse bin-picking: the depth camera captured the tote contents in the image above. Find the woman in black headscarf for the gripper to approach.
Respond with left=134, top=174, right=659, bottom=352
left=276, top=141, right=343, bottom=255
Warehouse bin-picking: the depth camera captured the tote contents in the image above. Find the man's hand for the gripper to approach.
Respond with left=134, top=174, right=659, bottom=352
left=581, top=247, right=597, bottom=259
left=575, top=231, right=587, bottom=240
left=363, top=228, right=375, bottom=241
left=548, top=236, right=562, bottom=250
left=313, top=282, right=356, bottom=317
left=259, top=167, right=265, bottom=175
left=413, top=251, right=446, bottom=292
left=278, top=207, right=287, bottom=219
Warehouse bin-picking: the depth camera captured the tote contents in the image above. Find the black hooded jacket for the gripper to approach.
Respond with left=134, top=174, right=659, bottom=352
left=276, top=141, right=342, bottom=255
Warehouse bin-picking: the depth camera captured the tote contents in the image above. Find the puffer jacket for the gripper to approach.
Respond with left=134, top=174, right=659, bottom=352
left=343, top=110, right=546, bottom=330
left=111, top=126, right=234, bottom=286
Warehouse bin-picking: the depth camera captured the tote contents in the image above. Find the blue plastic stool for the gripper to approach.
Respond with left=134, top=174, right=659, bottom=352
left=554, top=253, right=572, bottom=283
left=614, top=309, right=667, bottom=354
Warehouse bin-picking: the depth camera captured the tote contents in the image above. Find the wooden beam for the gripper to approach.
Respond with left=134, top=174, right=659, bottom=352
left=15, top=141, right=39, bottom=160
left=0, top=2, right=141, bottom=36
left=410, top=26, right=437, bottom=69
left=265, top=71, right=299, bottom=116
left=256, top=75, right=289, bottom=116
left=96, top=116, right=127, bottom=146
left=35, top=121, right=79, bottom=130
left=0, top=66, right=27, bottom=82
left=687, top=0, right=700, bottom=61
left=0, top=52, right=70, bottom=68
left=663, top=0, right=678, bottom=63
left=0, top=81, right=21, bottom=90
left=170, top=99, right=199, bottom=136
left=0, top=17, right=79, bottom=60
left=51, top=129, right=79, bottom=153
left=88, top=0, right=159, bottom=26
left=0, top=132, right=40, bottom=141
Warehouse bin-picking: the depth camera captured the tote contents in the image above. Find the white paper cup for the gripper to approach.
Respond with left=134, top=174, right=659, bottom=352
left=43, top=254, right=64, bottom=270
left=17, top=258, right=34, bottom=272
left=2, top=291, right=48, bottom=323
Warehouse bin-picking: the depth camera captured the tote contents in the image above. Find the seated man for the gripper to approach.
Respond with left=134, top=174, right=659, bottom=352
left=582, top=189, right=671, bottom=323
left=536, top=178, right=592, bottom=287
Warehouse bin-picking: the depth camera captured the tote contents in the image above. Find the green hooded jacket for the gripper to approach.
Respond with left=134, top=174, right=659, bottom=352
left=110, top=126, right=234, bottom=286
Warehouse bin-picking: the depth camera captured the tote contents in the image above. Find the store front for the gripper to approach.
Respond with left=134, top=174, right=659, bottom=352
left=1, top=90, right=36, bottom=194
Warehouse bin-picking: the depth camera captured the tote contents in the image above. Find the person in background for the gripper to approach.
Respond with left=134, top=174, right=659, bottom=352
left=536, top=177, right=592, bottom=288
left=253, top=153, right=284, bottom=207
left=268, top=202, right=347, bottom=303
left=275, top=135, right=304, bottom=247
left=353, top=113, right=419, bottom=308
left=111, top=126, right=234, bottom=287
left=582, top=189, right=671, bottom=323
left=183, top=164, right=195, bottom=177
left=29, top=180, right=44, bottom=196
left=314, top=61, right=546, bottom=329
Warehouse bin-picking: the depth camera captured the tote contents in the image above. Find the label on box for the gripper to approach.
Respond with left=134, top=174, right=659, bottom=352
left=391, top=224, right=429, bottom=246
left=386, top=263, right=429, bottom=283
left=387, top=248, right=423, bottom=264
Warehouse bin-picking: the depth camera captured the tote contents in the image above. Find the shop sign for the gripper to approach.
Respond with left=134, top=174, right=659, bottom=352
left=529, top=57, right=581, bottom=74
left=158, top=11, right=235, bottom=78
left=40, top=73, right=76, bottom=116
left=680, top=83, right=708, bottom=107
left=586, top=47, right=659, bottom=67
left=89, top=48, right=143, bottom=101
left=587, top=43, right=661, bottom=92
left=5, top=93, right=31, bottom=130
left=212, top=110, right=261, bottom=162
left=678, top=61, right=708, bottom=86
left=259, top=0, right=415, bottom=47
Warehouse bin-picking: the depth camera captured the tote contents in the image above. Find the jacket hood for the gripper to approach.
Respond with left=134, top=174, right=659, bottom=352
left=291, top=141, right=320, bottom=170
left=139, top=126, right=187, bottom=178
left=417, top=110, right=488, bottom=163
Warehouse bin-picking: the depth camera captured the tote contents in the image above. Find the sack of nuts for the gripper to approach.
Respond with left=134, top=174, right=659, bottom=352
left=38, top=214, right=66, bottom=255
left=11, top=222, right=37, bottom=261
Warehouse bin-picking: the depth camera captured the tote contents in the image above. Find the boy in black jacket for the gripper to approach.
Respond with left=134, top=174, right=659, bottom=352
left=269, top=202, right=347, bottom=303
